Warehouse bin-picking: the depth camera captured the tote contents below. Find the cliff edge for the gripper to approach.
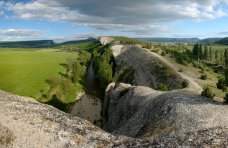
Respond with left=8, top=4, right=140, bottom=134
left=103, top=83, right=228, bottom=147
left=0, top=90, right=151, bottom=148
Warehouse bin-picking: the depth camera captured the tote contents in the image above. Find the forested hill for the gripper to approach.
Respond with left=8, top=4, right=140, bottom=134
left=58, top=38, right=96, bottom=45
left=0, top=40, right=55, bottom=48
left=135, top=37, right=200, bottom=43
left=198, top=38, right=222, bottom=44
left=0, top=38, right=97, bottom=48
left=215, top=37, right=228, bottom=45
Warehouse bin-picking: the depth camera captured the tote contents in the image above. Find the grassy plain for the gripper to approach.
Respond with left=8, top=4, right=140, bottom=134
left=0, top=48, right=77, bottom=99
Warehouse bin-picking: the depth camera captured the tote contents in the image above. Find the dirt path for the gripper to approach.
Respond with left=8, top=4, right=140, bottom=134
left=144, top=48, right=203, bottom=94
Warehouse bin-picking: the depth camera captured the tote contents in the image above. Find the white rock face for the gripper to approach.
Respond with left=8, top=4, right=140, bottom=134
left=98, top=36, right=114, bottom=45
left=110, top=45, right=123, bottom=57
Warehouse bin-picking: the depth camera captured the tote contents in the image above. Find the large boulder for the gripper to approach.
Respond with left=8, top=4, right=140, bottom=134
left=103, top=83, right=228, bottom=146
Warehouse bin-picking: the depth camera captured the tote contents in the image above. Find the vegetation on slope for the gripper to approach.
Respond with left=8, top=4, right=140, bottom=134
left=156, top=42, right=228, bottom=101
left=113, top=36, right=153, bottom=49
left=93, top=45, right=115, bottom=93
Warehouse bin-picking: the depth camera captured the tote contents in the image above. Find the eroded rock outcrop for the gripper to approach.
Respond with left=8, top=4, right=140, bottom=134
left=0, top=90, right=152, bottom=148
left=114, top=45, right=184, bottom=90
left=103, top=83, right=228, bottom=147
left=97, top=36, right=114, bottom=45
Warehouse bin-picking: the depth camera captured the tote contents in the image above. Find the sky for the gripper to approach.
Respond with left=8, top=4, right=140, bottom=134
left=1, top=0, right=228, bottom=42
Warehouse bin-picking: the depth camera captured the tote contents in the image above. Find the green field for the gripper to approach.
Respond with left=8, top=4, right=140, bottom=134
left=0, top=49, right=77, bottom=99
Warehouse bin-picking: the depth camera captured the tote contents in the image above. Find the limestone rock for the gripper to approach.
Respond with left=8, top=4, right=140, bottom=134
left=114, top=45, right=184, bottom=90
left=97, top=36, right=114, bottom=45
left=103, top=83, right=228, bottom=147
left=0, top=90, right=151, bottom=148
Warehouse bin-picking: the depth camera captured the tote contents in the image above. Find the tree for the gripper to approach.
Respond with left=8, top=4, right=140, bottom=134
left=199, top=44, right=203, bottom=60
left=200, top=74, right=207, bottom=80
left=204, top=45, right=209, bottom=60
left=182, top=80, right=189, bottom=88
left=215, top=50, right=218, bottom=63
left=220, top=53, right=224, bottom=65
left=97, top=59, right=113, bottom=90
left=224, top=93, right=228, bottom=104
left=225, top=69, right=228, bottom=86
left=193, top=44, right=199, bottom=56
left=224, top=49, right=228, bottom=66
left=209, top=46, right=213, bottom=61
left=72, top=62, right=86, bottom=84
left=161, top=50, right=166, bottom=56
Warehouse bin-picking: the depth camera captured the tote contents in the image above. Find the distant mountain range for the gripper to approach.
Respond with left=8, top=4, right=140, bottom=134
left=135, top=37, right=227, bottom=44
left=215, top=37, right=228, bottom=45
left=0, top=38, right=97, bottom=48
left=0, top=37, right=228, bottom=48
left=58, top=37, right=96, bottom=46
left=0, top=40, right=56, bottom=48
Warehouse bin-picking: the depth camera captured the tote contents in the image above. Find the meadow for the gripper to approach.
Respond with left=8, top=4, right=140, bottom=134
left=0, top=48, right=77, bottom=99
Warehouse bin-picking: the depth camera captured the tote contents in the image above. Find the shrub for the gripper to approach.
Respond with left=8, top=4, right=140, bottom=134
left=216, top=78, right=227, bottom=91
left=201, top=86, right=215, bottom=99
left=178, top=69, right=183, bottom=72
left=200, top=74, right=207, bottom=80
left=161, top=50, right=166, bottom=56
left=157, top=83, right=168, bottom=91
left=151, top=48, right=160, bottom=53
left=224, top=93, right=228, bottom=104
left=182, top=80, right=189, bottom=88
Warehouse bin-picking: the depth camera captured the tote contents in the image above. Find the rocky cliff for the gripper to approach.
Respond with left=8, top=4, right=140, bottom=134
left=114, top=45, right=184, bottom=90
left=97, top=36, right=114, bottom=45
left=2, top=84, right=228, bottom=147
left=0, top=90, right=152, bottom=148
left=103, top=83, right=228, bottom=147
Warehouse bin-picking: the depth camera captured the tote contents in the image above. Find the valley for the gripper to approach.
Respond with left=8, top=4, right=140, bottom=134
left=2, top=0, right=228, bottom=147
left=1, top=36, right=228, bottom=147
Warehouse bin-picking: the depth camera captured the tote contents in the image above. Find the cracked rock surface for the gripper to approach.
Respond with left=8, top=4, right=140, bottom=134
left=103, top=83, right=228, bottom=147
left=0, top=90, right=151, bottom=148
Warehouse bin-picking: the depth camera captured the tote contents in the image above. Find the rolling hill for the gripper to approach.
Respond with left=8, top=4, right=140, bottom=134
left=215, top=37, right=228, bottom=45
left=0, top=40, right=56, bottom=48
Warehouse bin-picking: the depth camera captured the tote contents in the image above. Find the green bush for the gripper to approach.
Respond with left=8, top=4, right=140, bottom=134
left=161, top=51, right=166, bottom=56
left=157, top=83, right=168, bottom=91
left=182, top=80, right=189, bottom=88
left=200, top=74, right=207, bottom=80
left=201, top=86, right=215, bottom=99
left=178, top=69, right=183, bottom=72
left=216, top=78, right=227, bottom=91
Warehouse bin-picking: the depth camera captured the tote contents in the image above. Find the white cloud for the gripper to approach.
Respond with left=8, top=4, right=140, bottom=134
left=0, top=1, right=4, bottom=6
left=0, top=29, right=42, bottom=36
left=3, top=0, right=228, bottom=36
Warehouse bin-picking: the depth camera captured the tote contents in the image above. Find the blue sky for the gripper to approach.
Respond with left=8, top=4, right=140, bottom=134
left=1, top=0, right=228, bottom=42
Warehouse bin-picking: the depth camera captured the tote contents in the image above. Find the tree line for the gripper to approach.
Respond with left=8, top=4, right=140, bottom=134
left=192, top=44, right=228, bottom=66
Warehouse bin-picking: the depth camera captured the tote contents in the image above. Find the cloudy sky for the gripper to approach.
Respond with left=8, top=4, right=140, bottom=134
left=1, top=0, right=228, bottom=42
